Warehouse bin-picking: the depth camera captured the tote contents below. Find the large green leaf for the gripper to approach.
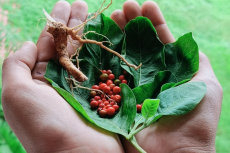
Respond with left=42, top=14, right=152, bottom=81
left=164, top=33, right=199, bottom=82
left=79, top=13, right=124, bottom=78
left=147, top=81, right=206, bottom=125
left=132, top=71, right=172, bottom=104
left=45, top=60, right=136, bottom=136
left=121, top=17, right=165, bottom=87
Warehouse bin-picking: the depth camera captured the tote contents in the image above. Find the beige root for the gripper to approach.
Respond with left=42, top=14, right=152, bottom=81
left=47, top=22, right=88, bottom=82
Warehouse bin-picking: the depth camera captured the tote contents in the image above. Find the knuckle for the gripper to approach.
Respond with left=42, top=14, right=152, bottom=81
left=2, top=54, right=15, bottom=72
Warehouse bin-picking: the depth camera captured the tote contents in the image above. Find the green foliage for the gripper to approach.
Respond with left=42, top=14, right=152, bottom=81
left=121, top=17, right=165, bottom=87
left=160, top=79, right=190, bottom=92
left=45, top=14, right=206, bottom=152
left=79, top=13, right=124, bottom=78
left=132, top=71, right=172, bottom=104
left=1, top=0, right=229, bottom=152
left=45, top=60, right=137, bottom=136
left=142, top=99, right=159, bottom=119
left=156, top=82, right=206, bottom=115
left=0, top=119, right=26, bottom=153
left=164, top=33, right=199, bottom=82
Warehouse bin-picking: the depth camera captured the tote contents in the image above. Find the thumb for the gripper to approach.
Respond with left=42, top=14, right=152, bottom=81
left=2, top=41, right=38, bottom=88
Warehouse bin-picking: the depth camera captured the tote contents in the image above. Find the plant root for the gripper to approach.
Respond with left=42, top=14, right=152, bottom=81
left=43, top=0, right=142, bottom=83
left=47, top=22, right=88, bottom=82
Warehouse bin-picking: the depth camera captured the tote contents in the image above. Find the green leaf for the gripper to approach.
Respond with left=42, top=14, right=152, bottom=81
left=160, top=79, right=190, bottom=92
left=0, top=119, right=26, bottom=153
left=164, top=33, right=199, bottom=82
left=45, top=60, right=136, bottom=136
left=132, top=71, right=172, bottom=104
left=142, top=99, right=160, bottom=119
left=121, top=16, right=165, bottom=87
left=148, top=82, right=207, bottom=125
left=79, top=13, right=124, bottom=78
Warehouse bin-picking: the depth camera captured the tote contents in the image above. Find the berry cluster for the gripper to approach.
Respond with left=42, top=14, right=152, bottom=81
left=89, top=69, right=128, bottom=118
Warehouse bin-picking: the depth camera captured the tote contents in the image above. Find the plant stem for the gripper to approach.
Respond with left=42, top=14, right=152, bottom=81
left=129, top=136, right=147, bottom=153
left=128, top=124, right=146, bottom=139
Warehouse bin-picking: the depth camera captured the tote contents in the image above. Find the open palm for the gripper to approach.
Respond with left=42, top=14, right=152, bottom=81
left=2, top=1, right=222, bottom=153
left=112, top=1, right=222, bottom=153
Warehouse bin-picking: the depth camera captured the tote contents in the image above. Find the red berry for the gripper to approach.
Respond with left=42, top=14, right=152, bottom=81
left=101, top=70, right=107, bottom=73
left=109, top=84, right=115, bottom=90
left=99, top=83, right=107, bottom=90
left=113, top=105, right=119, bottom=111
left=103, top=86, right=111, bottom=94
left=99, top=110, right=107, bottom=117
left=102, top=98, right=107, bottom=101
left=99, top=82, right=103, bottom=85
left=104, top=101, right=109, bottom=106
left=119, top=75, right=125, bottom=81
left=136, top=104, right=142, bottom=112
left=96, top=91, right=101, bottom=96
left=94, top=96, right=101, bottom=101
left=99, top=103, right=105, bottom=108
left=107, top=107, right=115, bottom=116
left=110, top=95, right=114, bottom=99
left=90, top=98, right=95, bottom=101
left=113, top=86, right=121, bottom=94
left=108, top=91, right=113, bottom=95
left=121, top=79, right=127, bottom=84
left=110, top=101, right=115, bottom=106
left=114, top=79, right=121, bottom=86
left=100, top=73, right=109, bottom=82
left=123, top=70, right=129, bottom=76
left=98, top=100, right=103, bottom=105
left=97, top=107, right=102, bottom=114
left=105, top=105, right=112, bottom=109
left=106, top=80, right=113, bottom=86
left=90, top=91, right=97, bottom=97
left=101, top=94, right=106, bottom=99
left=92, top=85, right=100, bottom=90
left=90, top=101, right=98, bottom=109
left=108, top=74, right=115, bottom=80
left=106, top=70, right=112, bottom=75
left=113, top=95, right=121, bottom=103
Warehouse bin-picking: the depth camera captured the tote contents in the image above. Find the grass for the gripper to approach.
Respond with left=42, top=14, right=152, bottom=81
left=1, top=0, right=230, bottom=152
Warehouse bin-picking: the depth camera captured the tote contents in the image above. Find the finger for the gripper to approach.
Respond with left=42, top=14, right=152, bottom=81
left=111, top=10, right=127, bottom=31
left=36, top=1, right=71, bottom=62
left=2, top=41, right=37, bottom=93
left=141, top=1, right=175, bottom=44
left=67, top=0, right=88, bottom=55
left=123, top=0, right=142, bottom=21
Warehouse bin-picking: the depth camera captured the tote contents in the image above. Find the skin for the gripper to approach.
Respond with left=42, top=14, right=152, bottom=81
left=1, top=0, right=223, bottom=153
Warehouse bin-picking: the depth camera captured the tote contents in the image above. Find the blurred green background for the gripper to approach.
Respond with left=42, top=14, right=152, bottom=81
left=0, top=0, right=229, bottom=152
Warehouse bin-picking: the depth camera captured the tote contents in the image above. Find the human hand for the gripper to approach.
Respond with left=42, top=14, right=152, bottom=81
left=111, top=1, right=223, bottom=152
left=2, top=0, right=223, bottom=153
left=1, top=1, right=124, bottom=152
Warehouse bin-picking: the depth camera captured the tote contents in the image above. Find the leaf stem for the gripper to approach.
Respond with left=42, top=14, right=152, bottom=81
left=129, top=136, right=147, bottom=153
